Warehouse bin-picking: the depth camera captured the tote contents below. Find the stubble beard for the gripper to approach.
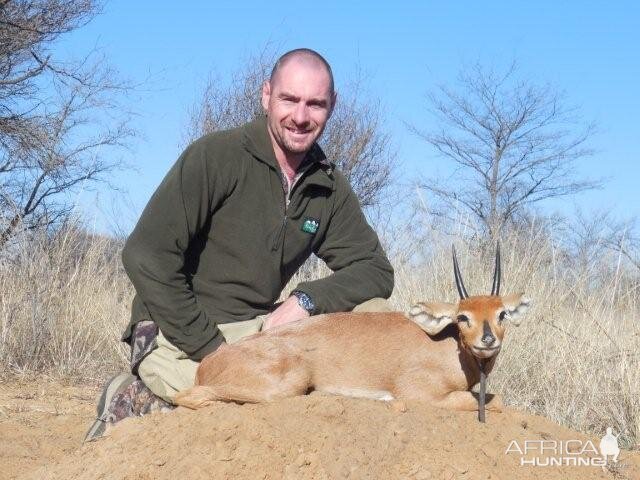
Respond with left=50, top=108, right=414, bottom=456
left=281, top=133, right=314, bottom=154
left=269, top=118, right=321, bottom=156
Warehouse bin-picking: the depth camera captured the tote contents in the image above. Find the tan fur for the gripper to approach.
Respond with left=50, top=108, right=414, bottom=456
left=174, top=293, right=529, bottom=413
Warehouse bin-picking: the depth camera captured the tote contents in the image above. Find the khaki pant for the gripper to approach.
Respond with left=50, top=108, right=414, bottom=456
left=138, top=297, right=393, bottom=403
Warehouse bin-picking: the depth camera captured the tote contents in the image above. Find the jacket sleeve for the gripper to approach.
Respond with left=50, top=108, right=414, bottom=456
left=294, top=176, right=394, bottom=313
left=122, top=138, right=231, bottom=360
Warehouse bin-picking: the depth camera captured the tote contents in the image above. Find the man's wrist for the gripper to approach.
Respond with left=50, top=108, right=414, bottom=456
left=291, top=290, right=316, bottom=315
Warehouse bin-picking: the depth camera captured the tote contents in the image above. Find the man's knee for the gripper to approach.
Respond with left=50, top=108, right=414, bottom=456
left=218, top=317, right=263, bottom=343
left=136, top=319, right=263, bottom=403
left=352, top=297, right=394, bottom=313
left=137, top=332, right=199, bottom=403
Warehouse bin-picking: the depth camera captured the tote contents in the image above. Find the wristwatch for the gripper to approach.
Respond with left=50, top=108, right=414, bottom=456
left=292, top=290, right=316, bottom=315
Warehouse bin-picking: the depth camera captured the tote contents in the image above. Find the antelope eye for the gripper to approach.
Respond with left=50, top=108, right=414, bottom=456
left=457, top=314, right=470, bottom=325
left=498, top=311, right=507, bottom=322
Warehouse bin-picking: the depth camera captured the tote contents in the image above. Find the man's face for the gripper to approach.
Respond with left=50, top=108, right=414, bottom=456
left=262, top=60, right=336, bottom=158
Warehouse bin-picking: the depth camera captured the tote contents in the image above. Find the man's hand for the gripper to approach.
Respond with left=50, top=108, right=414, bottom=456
left=263, top=295, right=310, bottom=330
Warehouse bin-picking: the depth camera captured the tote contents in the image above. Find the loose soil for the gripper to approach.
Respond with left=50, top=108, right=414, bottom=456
left=1, top=377, right=638, bottom=479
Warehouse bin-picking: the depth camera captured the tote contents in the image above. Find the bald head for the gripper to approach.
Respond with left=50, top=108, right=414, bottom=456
left=270, top=48, right=335, bottom=95
left=261, top=48, right=336, bottom=162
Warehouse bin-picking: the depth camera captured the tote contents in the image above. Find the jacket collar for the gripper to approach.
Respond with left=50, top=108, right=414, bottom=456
left=242, top=116, right=335, bottom=190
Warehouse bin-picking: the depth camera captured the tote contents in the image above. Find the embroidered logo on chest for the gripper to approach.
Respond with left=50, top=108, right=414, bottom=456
left=301, top=217, right=319, bottom=234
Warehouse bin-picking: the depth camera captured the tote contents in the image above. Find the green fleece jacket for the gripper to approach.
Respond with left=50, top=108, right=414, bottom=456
left=121, top=116, right=394, bottom=360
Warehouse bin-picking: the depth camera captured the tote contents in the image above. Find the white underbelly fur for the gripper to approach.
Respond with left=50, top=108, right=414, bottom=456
left=318, top=387, right=395, bottom=401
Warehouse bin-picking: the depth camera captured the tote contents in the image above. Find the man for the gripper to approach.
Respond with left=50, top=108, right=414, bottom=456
left=84, top=48, right=394, bottom=441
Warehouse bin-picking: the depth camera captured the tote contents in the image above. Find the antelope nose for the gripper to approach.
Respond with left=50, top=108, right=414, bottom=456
left=481, top=333, right=496, bottom=346
left=481, top=320, right=496, bottom=346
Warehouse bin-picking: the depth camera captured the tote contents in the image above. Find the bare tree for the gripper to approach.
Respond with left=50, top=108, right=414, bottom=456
left=185, top=49, right=396, bottom=209
left=413, top=62, right=600, bottom=240
left=567, top=209, right=640, bottom=274
left=0, top=0, right=134, bottom=248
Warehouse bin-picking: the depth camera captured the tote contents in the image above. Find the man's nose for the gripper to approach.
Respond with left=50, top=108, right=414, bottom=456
left=292, top=103, right=310, bottom=125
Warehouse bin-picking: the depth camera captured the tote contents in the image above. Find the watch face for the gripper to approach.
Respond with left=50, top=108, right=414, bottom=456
left=294, top=291, right=315, bottom=314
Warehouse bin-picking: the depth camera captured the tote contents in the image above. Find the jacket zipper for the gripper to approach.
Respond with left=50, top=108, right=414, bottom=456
left=271, top=171, right=305, bottom=251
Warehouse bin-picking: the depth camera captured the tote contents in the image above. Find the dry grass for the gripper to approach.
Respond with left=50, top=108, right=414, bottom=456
left=0, top=221, right=638, bottom=448
left=0, top=227, right=131, bottom=382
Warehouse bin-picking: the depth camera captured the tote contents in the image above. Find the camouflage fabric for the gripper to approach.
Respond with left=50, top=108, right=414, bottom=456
left=130, top=320, right=158, bottom=374
left=89, top=320, right=175, bottom=428
left=102, top=379, right=174, bottom=424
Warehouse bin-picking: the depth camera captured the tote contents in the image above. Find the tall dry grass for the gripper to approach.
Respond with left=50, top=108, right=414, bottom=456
left=0, top=220, right=638, bottom=447
left=0, top=227, right=131, bottom=382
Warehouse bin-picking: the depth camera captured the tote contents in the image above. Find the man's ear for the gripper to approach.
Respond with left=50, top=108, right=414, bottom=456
left=261, top=80, right=271, bottom=112
left=328, top=90, right=338, bottom=118
left=501, top=293, right=531, bottom=326
left=408, top=302, right=458, bottom=336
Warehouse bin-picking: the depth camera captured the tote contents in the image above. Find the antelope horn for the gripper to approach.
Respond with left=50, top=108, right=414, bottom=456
left=452, top=246, right=469, bottom=299
left=490, top=242, right=501, bottom=296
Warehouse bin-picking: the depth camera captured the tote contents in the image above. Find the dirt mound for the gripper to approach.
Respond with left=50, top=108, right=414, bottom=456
left=18, top=390, right=639, bottom=480
left=0, top=378, right=99, bottom=480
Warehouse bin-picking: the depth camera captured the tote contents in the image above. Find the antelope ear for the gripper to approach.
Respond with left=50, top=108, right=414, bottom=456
left=408, top=302, right=458, bottom=336
left=502, top=294, right=531, bottom=326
